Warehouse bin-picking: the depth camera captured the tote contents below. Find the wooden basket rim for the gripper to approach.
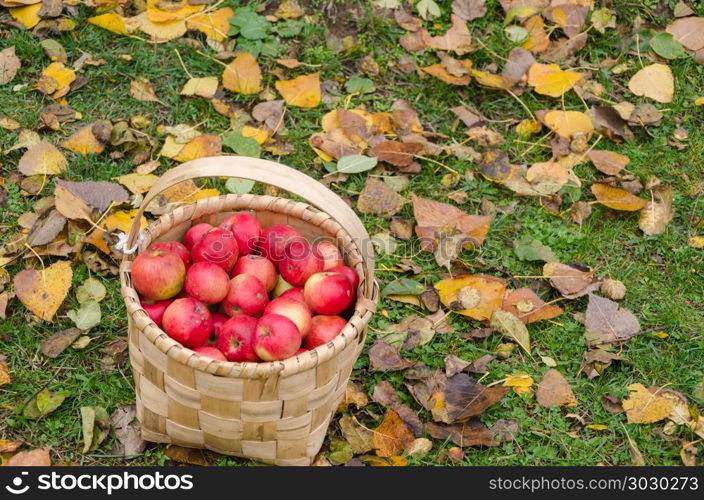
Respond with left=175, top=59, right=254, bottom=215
left=120, top=192, right=378, bottom=380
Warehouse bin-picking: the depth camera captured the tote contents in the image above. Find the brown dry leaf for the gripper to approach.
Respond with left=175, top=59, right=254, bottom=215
left=444, top=355, right=471, bottom=377
left=628, top=64, right=674, bottom=104
left=536, top=369, right=577, bottom=407
left=543, top=262, right=601, bottom=299
left=423, top=14, right=473, bottom=55
left=0, top=46, right=21, bottom=84
left=372, top=381, right=423, bottom=436
left=490, top=310, right=531, bottom=354
left=639, top=185, right=674, bottom=236
left=435, top=274, right=507, bottom=321
left=369, top=342, right=413, bottom=372
left=666, top=17, right=704, bottom=51
left=451, top=105, right=482, bottom=128
left=544, top=110, right=594, bottom=139
left=173, top=134, right=222, bottom=162
left=591, top=184, right=647, bottom=211
left=130, top=79, right=162, bottom=103
left=0, top=116, right=20, bottom=130
left=0, top=439, right=23, bottom=453
left=180, top=76, right=219, bottom=99
left=27, top=209, right=66, bottom=247
left=110, top=404, right=146, bottom=457
left=18, top=141, right=67, bottom=176
left=370, top=141, right=422, bottom=167
left=61, top=123, right=109, bottom=155
left=222, top=52, right=262, bottom=95
left=525, top=160, right=569, bottom=195
left=357, top=177, right=405, bottom=217
left=56, top=179, right=129, bottom=213
left=470, top=69, right=513, bottom=90
left=502, top=288, right=563, bottom=324
left=186, top=7, right=233, bottom=42
left=412, top=194, right=492, bottom=250
left=4, top=447, right=51, bottom=466
left=587, top=150, right=629, bottom=175
left=452, top=0, right=487, bottom=21
left=374, top=409, right=415, bottom=457
left=13, top=260, right=72, bottom=321
left=164, top=445, right=209, bottom=466
left=421, top=63, right=471, bottom=85
left=275, top=72, right=320, bottom=108
left=84, top=209, right=147, bottom=254
left=0, top=292, right=9, bottom=320
left=441, top=373, right=506, bottom=422
left=590, top=105, right=634, bottom=142
left=40, top=327, right=82, bottom=358
left=340, top=380, right=368, bottom=411
left=622, top=383, right=675, bottom=424
left=527, top=62, right=582, bottom=97
left=426, top=421, right=498, bottom=447
left=584, top=294, right=641, bottom=347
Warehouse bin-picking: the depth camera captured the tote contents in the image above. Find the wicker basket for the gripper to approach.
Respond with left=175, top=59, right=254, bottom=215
left=119, top=157, right=378, bottom=465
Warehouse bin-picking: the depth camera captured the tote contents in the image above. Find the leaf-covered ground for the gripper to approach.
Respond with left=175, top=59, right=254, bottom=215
left=1, top=0, right=703, bottom=466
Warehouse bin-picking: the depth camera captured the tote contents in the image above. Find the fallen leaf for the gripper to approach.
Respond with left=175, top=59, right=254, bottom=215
left=18, top=141, right=67, bottom=176
left=61, top=122, right=110, bottom=155
left=503, top=373, right=534, bottom=395
left=543, top=262, right=601, bottom=299
left=374, top=409, right=415, bottom=457
left=88, top=13, right=132, bottom=36
left=4, top=448, right=51, bottom=466
left=186, top=7, right=233, bottom=41
left=173, top=134, right=222, bottom=162
left=372, top=381, right=423, bottom=436
left=666, top=16, right=704, bottom=51
left=27, top=209, right=66, bottom=247
left=222, top=52, right=262, bottom=95
left=116, top=173, right=159, bottom=195
left=370, top=141, right=423, bottom=167
left=0, top=440, right=23, bottom=453
left=357, top=177, right=404, bottom=217
left=425, top=420, right=498, bottom=447
left=628, top=64, right=674, bottom=103
left=584, top=294, right=641, bottom=347
left=339, top=414, right=375, bottom=454
left=67, top=300, right=101, bottom=330
left=490, top=310, right=531, bottom=353
left=0, top=46, right=21, bottom=84
left=513, top=235, right=558, bottom=262
left=180, top=76, right=219, bottom=98
left=13, top=260, right=72, bottom=321
left=435, top=274, right=507, bottom=321
left=40, top=328, right=82, bottom=358
left=110, top=404, right=146, bottom=457
left=421, top=63, right=471, bottom=85
left=412, top=194, right=491, bottom=250
left=9, top=4, right=42, bottom=30
left=442, top=373, right=506, bottom=422
left=340, top=381, right=368, bottom=411
left=587, top=150, right=629, bottom=175
left=56, top=179, right=129, bottom=213
left=591, top=184, right=647, bottom=211
left=502, top=288, right=563, bottom=324
left=536, top=369, right=577, bottom=407
left=527, top=62, right=582, bottom=97
left=130, top=79, right=161, bottom=103
left=452, top=0, right=486, bottom=21
left=423, top=14, right=474, bottom=54
left=521, top=15, right=550, bottom=53
left=164, top=445, right=209, bottom=466
left=544, top=110, right=593, bottom=139
left=24, top=388, right=69, bottom=418
left=275, top=72, right=321, bottom=108
left=639, top=185, right=674, bottom=235
left=369, top=342, right=412, bottom=372
left=622, top=383, right=675, bottom=424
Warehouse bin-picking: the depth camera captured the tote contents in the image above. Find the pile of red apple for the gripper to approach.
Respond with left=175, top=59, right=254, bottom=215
left=131, top=214, right=358, bottom=362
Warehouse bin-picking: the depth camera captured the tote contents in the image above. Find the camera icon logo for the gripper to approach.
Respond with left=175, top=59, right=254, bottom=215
left=5, top=471, right=30, bottom=495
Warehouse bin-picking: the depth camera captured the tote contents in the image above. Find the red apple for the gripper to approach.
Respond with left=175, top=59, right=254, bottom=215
left=132, top=249, right=186, bottom=301
left=162, top=298, right=212, bottom=348
left=304, top=272, right=354, bottom=315
left=272, top=274, right=294, bottom=297
left=219, top=213, right=261, bottom=256
left=231, top=254, right=277, bottom=292
left=304, top=315, right=347, bottom=349
left=184, top=261, right=230, bottom=304
left=278, top=240, right=324, bottom=286
left=327, top=265, right=359, bottom=292
left=315, top=241, right=344, bottom=270
left=264, top=297, right=313, bottom=337
left=217, top=314, right=259, bottom=362
left=222, top=274, right=269, bottom=317
left=254, top=314, right=301, bottom=361
left=192, top=227, right=239, bottom=271
left=141, top=299, right=171, bottom=329
left=279, top=287, right=305, bottom=304
left=193, top=346, right=227, bottom=361
left=184, top=223, right=213, bottom=250
left=206, top=312, right=229, bottom=346
left=149, top=241, right=190, bottom=269
left=295, top=348, right=308, bottom=355
left=258, top=224, right=305, bottom=262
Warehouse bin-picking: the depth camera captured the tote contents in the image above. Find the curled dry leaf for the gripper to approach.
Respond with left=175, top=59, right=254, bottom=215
left=62, top=122, right=112, bottom=155
left=628, top=64, right=674, bottom=104
left=372, top=381, right=423, bottom=436
left=584, top=294, right=640, bottom=347
left=435, top=274, right=507, bottom=321
left=536, top=369, right=577, bottom=407
left=13, top=260, right=72, bottom=321
left=622, top=383, right=675, bottom=424
left=40, top=328, right=82, bottom=358
left=543, top=262, right=601, bottom=299
left=600, top=279, right=626, bottom=300
left=0, top=46, right=21, bottom=84
left=591, top=184, right=647, bottom=211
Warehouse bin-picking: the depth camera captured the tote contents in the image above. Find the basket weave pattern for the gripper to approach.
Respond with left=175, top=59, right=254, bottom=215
left=120, top=158, right=377, bottom=465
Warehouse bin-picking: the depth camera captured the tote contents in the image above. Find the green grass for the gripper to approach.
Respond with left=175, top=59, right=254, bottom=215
left=1, top=0, right=703, bottom=466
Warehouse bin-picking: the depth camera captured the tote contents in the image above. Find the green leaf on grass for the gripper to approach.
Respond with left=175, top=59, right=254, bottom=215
left=650, top=33, right=686, bottom=60
left=24, top=388, right=70, bottom=418
left=225, top=178, right=255, bottom=194
left=513, top=235, right=558, bottom=263
left=381, top=278, right=425, bottom=298
left=337, top=154, right=377, bottom=174
left=223, top=130, right=261, bottom=158
left=346, top=76, right=375, bottom=95
left=67, top=300, right=101, bottom=331
left=76, top=278, right=106, bottom=304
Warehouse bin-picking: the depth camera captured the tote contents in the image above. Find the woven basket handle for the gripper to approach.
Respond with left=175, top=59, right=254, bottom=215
left=126, top=156, right=376, bottom=294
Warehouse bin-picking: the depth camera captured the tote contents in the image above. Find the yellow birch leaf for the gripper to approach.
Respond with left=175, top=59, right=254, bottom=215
left=13, top=260, right=72, bottom=321
left=421, top=64, right=470, bottom=85
left=503, top=373, right=534, bottom=395
left=591, top=184, right=647, bottom=211
left=18, top=141, right=67, bottom=176
left=628, top=64, right=674, bottom=104
left=0, top=358, right=10, bottom=385
left=241, top=126, right=271, bottom=144
left=544, top=110, right=593, bottom=139
left=159, top=135, right=185, bottom=159
left=527, top=62, right=582, bottom=97
left=38, top=62, right=75, bottom=99
left=515, top=119, right=542, bottom=136
left=180, top=76, right=218, bottom=98
left=186, top=7, right=233, bottom=41
left=275, top=72, right=321, bottom=108
left=688, top=236, right=704, bottom=249
left=222, top=52, right=262, bottom=95
left=88, top=13, right=131, bottom=36
left=435, top=274, right=507, bottom=321
left=61, top=125, right=105, bottom=155
left=470, top=69, right=513, bottom=89
left=173, top=134, right=222, bottom=162
left=114, top=173, right=159, bottom=194
left=134, top=12, right=187, bottom=41
left=9, top=3, right=41, bottom=29
left=146, top=0, right=203, bottom=22
left=622, top=383, right=675, bottom=424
